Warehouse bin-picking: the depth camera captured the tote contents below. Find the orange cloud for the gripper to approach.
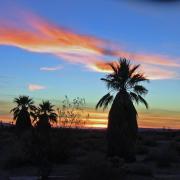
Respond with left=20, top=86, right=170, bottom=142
left=0, top=12, right=179, bottom=79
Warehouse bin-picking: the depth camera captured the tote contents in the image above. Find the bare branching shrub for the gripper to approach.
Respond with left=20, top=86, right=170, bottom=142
left=57, top=96, right=89, bottom=128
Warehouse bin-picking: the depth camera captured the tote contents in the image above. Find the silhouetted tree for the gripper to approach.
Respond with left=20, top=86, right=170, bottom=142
left=35, top=101, right=57, bottom=130
left=10, top=95, right=36, bottom=130
left=96, top=58, right=149, bottom=162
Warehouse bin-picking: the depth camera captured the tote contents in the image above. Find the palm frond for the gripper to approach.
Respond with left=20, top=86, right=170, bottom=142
left=101, top=78, right=120, bottom=90
left=103, top=94, right=114, bottom=110
left=108, top=62, right=118, bottom=74
left=129, top=74, right=149, bottom=86
left=133, top=85, right=148, bottom=95
left=49, top=113, right=57, bottom=123
left=10, top=107, right=19, bottom=113
left=116, top=58, right=130, bottom=82
left=96, top=93, right=114, bottom=110
left=138, top=95, right=148, bottom=109
left=13, top=113, right=18, bottom=120
left=30, top=111, right=37, bottom=121
left=39, top=101, right=55, bottom=113
left=129, top=92, right=139, bottom=104
left=129, top=64, right=140, bottom=77
left=29, top=105, right=37, bottom=111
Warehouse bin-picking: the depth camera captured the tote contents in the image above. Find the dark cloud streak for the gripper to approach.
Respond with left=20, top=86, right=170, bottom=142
left=126, top=0, right=180, bottom=4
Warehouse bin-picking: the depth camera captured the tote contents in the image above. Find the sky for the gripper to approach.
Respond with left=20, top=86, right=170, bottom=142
left=0, top=0, right=180, bottom=128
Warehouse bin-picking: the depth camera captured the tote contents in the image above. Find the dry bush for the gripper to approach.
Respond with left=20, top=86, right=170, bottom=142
left=57, top=96, right=89, bottom=129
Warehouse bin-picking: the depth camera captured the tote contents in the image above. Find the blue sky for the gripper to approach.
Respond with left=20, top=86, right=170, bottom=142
left=0, top=0, right=180, bottom=127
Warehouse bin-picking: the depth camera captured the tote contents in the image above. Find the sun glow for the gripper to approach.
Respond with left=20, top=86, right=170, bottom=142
left=0, top=109, right=180, bottom=129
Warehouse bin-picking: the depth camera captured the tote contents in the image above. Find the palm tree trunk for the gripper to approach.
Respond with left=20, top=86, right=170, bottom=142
left=107, top=92, right=138, bottom=161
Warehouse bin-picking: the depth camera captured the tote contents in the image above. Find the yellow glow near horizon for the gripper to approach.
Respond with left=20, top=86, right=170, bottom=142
left=0, top=109, right=180, bottom=129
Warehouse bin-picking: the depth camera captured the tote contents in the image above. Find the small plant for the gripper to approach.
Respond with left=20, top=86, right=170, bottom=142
left=57, top=96, right=89, bottom=128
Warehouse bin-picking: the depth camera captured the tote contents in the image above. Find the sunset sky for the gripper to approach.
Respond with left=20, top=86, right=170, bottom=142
left=0, top=0, right=180, bottom=128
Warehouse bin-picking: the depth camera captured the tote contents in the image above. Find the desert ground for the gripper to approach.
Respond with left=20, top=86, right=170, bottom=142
left=0, top=126, right=180, bottom=180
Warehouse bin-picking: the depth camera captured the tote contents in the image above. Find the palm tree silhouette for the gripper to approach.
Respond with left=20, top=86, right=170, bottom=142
left=96, top=58, right=149, bottom=162
left=10, top=95, right=36, bottom=129
left=36, top=101, right=57, bottom=130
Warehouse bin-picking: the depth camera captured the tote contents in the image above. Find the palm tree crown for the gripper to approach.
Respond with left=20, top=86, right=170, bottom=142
left=38, top=101, right=57, bottom=124
left=96, top=58, right=149, bottom=110
left=10, top=95, right=36, bottom=120
left=10, top=95, right=36, bottom=129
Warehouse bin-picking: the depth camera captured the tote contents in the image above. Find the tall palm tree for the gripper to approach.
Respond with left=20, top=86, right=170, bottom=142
left=96, top=58, right=149, bottom=162
left=10, top=95, right=36, bottom=129
left=36, top=101, right=57, bottom=129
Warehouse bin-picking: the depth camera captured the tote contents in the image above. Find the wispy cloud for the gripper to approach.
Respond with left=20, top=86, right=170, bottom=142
left=88, top=61, right=178, bottom=80
left=28, top=84, right=46, bottom=91
left=0, top=11, right=179, bottom=79
left=40, top=65, right=63, bottom=71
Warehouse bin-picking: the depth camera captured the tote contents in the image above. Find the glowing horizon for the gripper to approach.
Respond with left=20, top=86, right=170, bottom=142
left=1, top=108, right=180, bottom=129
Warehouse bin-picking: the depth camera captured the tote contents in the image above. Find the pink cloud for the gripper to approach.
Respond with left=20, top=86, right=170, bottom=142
left=88, top=61, right=178, bottom=80
left=28, top=84, right=46, bottom=91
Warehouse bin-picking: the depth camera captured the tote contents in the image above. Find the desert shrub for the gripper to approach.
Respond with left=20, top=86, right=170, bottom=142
left=57, top=96, right=89, bottom=128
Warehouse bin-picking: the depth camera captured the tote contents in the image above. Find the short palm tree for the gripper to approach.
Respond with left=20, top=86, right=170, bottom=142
left=96, top=58, right=149, bottom=161
left=10, top=95, right=36, bottom=129
left=36, top=101, right=57, bottom=129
